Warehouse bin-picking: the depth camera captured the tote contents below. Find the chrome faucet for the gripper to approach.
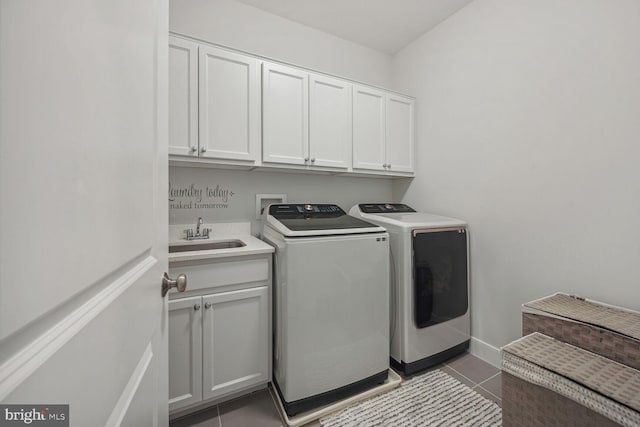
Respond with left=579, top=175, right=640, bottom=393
left=184, top=217, right=211, bottom=240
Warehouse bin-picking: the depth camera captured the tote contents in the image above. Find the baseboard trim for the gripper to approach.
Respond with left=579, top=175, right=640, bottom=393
left=469, top=336, right=501, bottom=368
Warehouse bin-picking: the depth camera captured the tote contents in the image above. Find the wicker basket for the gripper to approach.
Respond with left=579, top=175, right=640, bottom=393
left=502, top=372, right=619, bottom=427
left=501, top=333, right=640, bottom=427
left=522, top=293, right=640, bottom=370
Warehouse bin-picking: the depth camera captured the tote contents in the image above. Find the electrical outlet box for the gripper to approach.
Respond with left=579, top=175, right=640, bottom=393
left=256, top=194, right=287, bottom=219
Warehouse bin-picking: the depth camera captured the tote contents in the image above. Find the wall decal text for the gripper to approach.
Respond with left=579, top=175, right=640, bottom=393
left=169, top=183, right=235, bottom=209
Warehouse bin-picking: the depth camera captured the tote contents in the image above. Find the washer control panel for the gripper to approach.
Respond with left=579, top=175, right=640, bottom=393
left=267, top=203, right=382, bottom=232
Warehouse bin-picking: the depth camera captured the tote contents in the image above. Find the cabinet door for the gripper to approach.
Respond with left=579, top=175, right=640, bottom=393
left=199, top=46, right=260, bottom=162
left=202, top=286, right=269, bottom=401
left=386, top=94, right=415, bottom=173
left=309, top=74, right=351, bottom=169
left=352, top=85, right=386, bottom=171
left=168, top=296, right=203, bottom=411
left=262, top=63, right=309, bottom=165
left=169, top=37, right=198, bottom=156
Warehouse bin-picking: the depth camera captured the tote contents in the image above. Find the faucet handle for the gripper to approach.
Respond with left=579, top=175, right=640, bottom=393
left=203, top=228, right=212, bottom=237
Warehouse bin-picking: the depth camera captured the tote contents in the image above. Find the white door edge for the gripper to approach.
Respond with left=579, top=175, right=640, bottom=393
left=0, top=256, right=156, bottom=400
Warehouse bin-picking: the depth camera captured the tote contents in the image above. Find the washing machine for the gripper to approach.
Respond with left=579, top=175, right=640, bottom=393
left=262, top=204, right=390, bottom=416
left=350, top=203, right=470, bottom=375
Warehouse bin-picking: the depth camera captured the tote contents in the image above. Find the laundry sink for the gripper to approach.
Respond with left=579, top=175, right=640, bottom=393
left=169, top=240, right=246, bottom=253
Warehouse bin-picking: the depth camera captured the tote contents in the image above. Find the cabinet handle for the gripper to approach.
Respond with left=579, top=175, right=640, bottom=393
left=304, top=157, right=309, bottom=163
left=310, top=158, right=316, bottom=163
left=189, top=146, right=197, bottom=153
left=194, top=304, right=201, bottom=310
left=204, top=302, right=212, bottom=309
left=200, top=146, right=207, bottom=153
left=383, top=163, right=388, bottom=169
left=387, top=164, right=391, bottom=170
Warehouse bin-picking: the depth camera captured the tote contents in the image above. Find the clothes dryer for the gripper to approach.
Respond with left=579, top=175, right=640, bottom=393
left=350, top=203, right=470, bottom=374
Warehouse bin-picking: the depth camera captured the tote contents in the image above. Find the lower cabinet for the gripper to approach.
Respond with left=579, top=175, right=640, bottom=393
left=168, top=296, right=203, bottom=411
left=168, top=286, right=269, bottom=412
left=202, top=287, right=269, bottom=400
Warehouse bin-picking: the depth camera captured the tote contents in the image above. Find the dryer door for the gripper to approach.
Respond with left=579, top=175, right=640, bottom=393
left=412, top=228, right=468, bottom=328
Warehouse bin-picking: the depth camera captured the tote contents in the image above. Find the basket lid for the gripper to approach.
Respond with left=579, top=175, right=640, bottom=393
left=503, top=333, right=640, bottom=413
left=524, top=293, right=640, bottom=341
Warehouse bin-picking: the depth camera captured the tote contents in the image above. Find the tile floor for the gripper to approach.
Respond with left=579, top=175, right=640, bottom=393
left=169, top=352, right=501, bottom=427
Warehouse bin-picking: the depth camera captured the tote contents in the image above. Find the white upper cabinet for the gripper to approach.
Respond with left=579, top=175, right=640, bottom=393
left=169, top=37, right=198, bottom=156
left=199, top=46, right=260, bottom=162
left=263, top=67, right=351, bottom=170
left=353, top=86, right=415, bottom=175
left=168, top=35, right=414, bottom=176
left=262, top=62, right=309, bottom=165
left=352, top=85, right=386, bottom=172
left=309, top=74, right=351, bottom=169
left=386, top=94, right=415, bottom=173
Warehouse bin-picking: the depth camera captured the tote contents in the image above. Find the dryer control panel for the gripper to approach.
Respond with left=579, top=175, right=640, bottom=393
left=359, top=203, right=416, bottom=213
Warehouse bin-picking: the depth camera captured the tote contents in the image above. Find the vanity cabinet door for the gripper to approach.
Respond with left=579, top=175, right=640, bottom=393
left=169, top=37, right=198, bottom=156
left=201, top=286, right=269, bottom=401
left=168, top=296, right=203, bottom=411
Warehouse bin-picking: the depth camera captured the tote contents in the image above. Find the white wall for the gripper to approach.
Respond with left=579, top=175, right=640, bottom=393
left=392, top=0, right=640, bottom=353
left=170, top=0, right=392, bottom=87
left=170, top=167, right=393, bottom=235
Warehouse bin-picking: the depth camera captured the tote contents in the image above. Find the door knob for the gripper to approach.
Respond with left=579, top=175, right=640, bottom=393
left=161, top=272, right=187, bottom=297
left=200, top=146, right=207, bottom=153
left=189, top=146, right=197, bottom=153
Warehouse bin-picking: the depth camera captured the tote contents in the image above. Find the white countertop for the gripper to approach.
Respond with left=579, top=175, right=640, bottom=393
left=168, top=222, right=274, bottom=263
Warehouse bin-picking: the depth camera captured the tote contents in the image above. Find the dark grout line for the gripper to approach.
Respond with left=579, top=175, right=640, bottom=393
left=443, top=363, right=480, bottom=386
left=475, top=371, right=500, bottom=388
left=473, top=384, right=502, bottom=403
